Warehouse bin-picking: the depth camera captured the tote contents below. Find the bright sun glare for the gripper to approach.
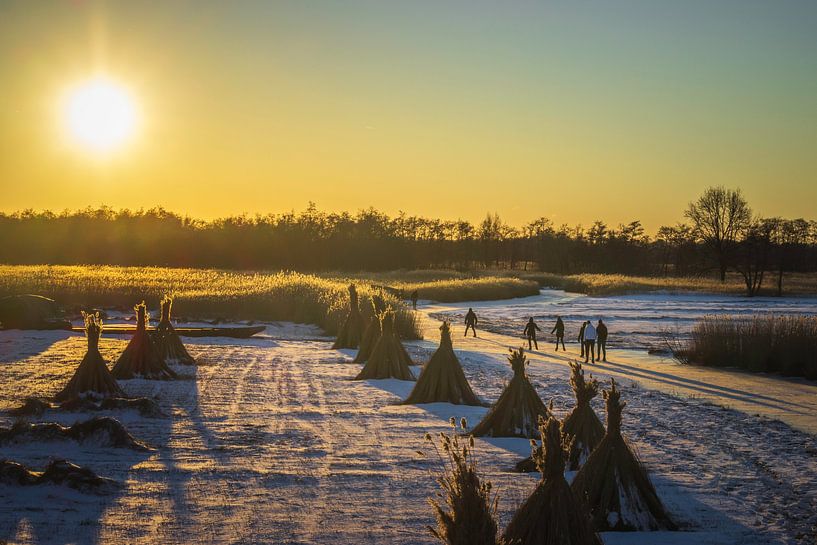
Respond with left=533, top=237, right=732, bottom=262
left=63, top=77, right=138, bottom=153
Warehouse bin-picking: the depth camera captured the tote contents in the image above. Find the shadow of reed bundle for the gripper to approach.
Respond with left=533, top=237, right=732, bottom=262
left=354, top=311, right=415, bottom=380
left=154, top=296, right=196, bottom=365
left=502, top=417, right=603, bottom=545
left=332, top=284, right=364, bottom=349
left=353, top=294, right=386, bottom=363
left=564, top=361, right=604, bottom=470
left=111, top=302, right=177, bottom=380
left=54, top=311, right=124, bottom=402
left=470, top=348, right=550, bottom=438
left=570, top=380, right=676, bottom=531
left=514, top=361, right=603, bottom=473
left=426, top=418, right=499, bottom=545
left=675, top=314, right=817, bottom=379
left=403, top=322, right=483, bottom=406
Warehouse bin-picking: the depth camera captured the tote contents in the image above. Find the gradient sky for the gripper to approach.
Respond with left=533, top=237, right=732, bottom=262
left=1, top=0, right=816, bottom=231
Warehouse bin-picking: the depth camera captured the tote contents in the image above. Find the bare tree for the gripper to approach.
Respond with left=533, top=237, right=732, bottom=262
left=770, top=218, right=812, bottom=296
left=685, top=187, right=752, bottom=281
left=734, top=219, right=775, bottom=296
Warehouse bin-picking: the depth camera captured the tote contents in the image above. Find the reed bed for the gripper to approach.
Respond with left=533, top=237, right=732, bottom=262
left=389, top=277, right=539, bottom=303
left=528, top=272, right=817, bottom=296
left=0, top=265, right=420, bottom=338
left=674, top=314, right=817, bottom=379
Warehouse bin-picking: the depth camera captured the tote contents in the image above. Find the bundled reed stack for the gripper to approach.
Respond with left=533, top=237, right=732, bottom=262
left=354, top=311, right=414, bottom=380
left=563, top=361, right=604, bottom=470
left=571, top=380, right=676, bottom=531
left=403, top=322, right=483, bottom=406
left=470, top=348, right=550, bottom=438
left=427, top=418, right=499, bottom=545
left=515, top=361, right=603, bottom=472
left=155, top=296, right=196, bottom=365
left=332, top=284, right=364, bottom=349
left=54, top=312, right=124, bottom=402
left=503, top=417, right=603, bottom=545
left=353, top=294, right=386, bottom=364
left=111, top=302, right=177, bottom=380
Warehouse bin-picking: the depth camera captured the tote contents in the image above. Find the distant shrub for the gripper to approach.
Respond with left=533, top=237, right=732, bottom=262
left=673, top=314, right=817, bottom=379
left=391, top=278, right=540, bottom=303
left=526, top=272, right=779, bottom=296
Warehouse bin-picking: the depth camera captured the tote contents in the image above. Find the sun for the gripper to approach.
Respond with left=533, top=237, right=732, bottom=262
left=63, top=77, right=138, bottom=153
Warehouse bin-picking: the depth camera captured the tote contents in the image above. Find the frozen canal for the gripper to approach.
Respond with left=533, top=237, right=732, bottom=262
left=430, top=289, right=817, bottom=352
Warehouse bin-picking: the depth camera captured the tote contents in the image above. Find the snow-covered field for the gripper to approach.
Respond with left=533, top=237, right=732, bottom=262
left=432, top=289, right=817, bottom=351
left=1, top=294, right=816, bottom=544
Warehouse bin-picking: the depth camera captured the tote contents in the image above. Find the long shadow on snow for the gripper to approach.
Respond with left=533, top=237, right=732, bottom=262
left=0, top=423, right=154, bottom=545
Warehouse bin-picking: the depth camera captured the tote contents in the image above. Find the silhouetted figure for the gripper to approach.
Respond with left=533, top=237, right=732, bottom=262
left=578, top=321, right=587, bottom=357
left=464, top=308, right=478, bottom=337
left=551, top=316, right=566, bottom=351
left=523, top=317, right=541, bottom=350
left=410, top=289, right=419, bottom=310
left=597, top=319, right=608, bottom=362
left=584, top=321, right=597, bottom=363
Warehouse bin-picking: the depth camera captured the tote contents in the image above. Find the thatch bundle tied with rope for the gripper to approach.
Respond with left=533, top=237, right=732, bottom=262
left=354, top=311, right=414, bottom=380
left=503, top=417, right=603, bottom=545
left=470, top=348, right=550, bottom=438
left=154, top=296, right=196, bottom=365
left=333, top=284, right=364, bottom=349
left=403, top=322, right=483, bottom=406
left=571, top=379, right=676, bottom=532
left=54, top=311, right=123, bottom=402
left=111, top=302, right=177, bottom=380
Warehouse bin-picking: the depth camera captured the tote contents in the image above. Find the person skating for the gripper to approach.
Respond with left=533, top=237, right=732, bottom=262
left=523, top=317, right=541, bottom=350
left=596, top=319, right=608, bottom=362
left=551, top=316, right=566, bottom=351
left=583, top=320, right=597, bottom=363
left=464, top=308, right=478, bottom=337
left=578, top=320, right=587, bottom=358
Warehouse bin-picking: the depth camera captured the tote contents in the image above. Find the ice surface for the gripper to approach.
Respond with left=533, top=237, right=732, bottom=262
left=0, top=308, right=815, bottom=544
left=430, top=289, right=817, bottom=351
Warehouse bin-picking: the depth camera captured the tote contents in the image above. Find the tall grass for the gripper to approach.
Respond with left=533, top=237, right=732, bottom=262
left=527, top=272, right=817, bottom=296
left=327, top=271, right=540, bottom=301
left=0, top=265, right=420, bottom=338
left=673, top=315, right=817, bottom=379
left=388, top=277, right=539, bottom=303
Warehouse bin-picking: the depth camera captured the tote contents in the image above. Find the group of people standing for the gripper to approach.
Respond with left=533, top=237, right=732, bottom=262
left=463, top=308, right=609, bottom=364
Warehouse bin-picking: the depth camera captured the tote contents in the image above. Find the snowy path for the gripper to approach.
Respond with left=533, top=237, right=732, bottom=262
left=423, top=300, right=817, bottom=436
left=0, top=315, right=816, bottom=544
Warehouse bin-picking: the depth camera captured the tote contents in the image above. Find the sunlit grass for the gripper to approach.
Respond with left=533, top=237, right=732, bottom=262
left=0, top=265, right=420, bottom=338
left=525, top=272, right=817, bottom=296
left=0, top=266, right=536, bottom=338
left=388, top=277, right=539, bottom=302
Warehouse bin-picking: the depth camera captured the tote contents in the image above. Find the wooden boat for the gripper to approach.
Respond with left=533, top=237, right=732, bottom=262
left=68, top=325, right=266, bottom=339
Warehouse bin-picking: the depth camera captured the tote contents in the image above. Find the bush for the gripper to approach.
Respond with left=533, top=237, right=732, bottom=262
left=674, top=315, right=817, bottom=379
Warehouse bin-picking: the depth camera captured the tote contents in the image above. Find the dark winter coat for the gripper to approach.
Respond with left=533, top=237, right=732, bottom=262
left=524, top=321, right=541, bottom=338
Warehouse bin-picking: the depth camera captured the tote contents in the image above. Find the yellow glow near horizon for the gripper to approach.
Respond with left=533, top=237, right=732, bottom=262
left=62, top=77, right=137, bottom=153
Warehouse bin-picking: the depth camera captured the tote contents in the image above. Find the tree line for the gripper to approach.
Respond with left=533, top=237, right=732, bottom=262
left=0, top=188, right=815, bottom=295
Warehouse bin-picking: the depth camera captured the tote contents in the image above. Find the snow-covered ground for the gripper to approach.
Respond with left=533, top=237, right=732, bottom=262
left=0, top=294, right=815, bottom=544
